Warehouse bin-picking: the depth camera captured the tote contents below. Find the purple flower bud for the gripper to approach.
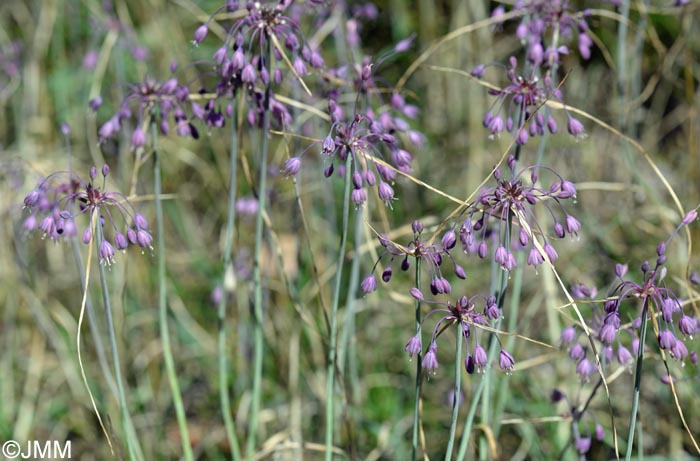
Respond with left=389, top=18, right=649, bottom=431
left=133, top=214, right=148, bottom=230
left=292, top=57, right=307, bottom=76
left=547, top=116, right=558, bottom=134
left=441, top=230, right=456, bottom=250
left=560, top=326, right=576, bottom=345
left=527, top=247, right=544, bottom=266
left=682, top=209, right=698, bottom=225
left=351, top=188, right=367, bottom=206
left=412, top=220, right=423, bottom=234
left=615, top=263, right=628, bottom=278
left=617, top=345, right=633, bottom=366
left=136, top=229, right=153, bottom=249
left=378, top=182, right=395, bottom=207
left=576, top=358, right=594, bottom=381
left=599, top=324, right=617, bottom=344
left=322, top=135, right=335, bottom=155
left=570, top=343, right=585, bottom=361
left=473, top=345, right=488, bottom=373
left=89, top=96, right=103, bottom=112
left=454, top=265, right=467, bottom=280
left=114, top=232, right=128, bottom=251
left=241, top=64, right=256, bottom=83
left=565, top=215, right=581, bottom=236
left=554, top=222, right=565, bottom=239
left=99, top=240, right=116, bottom=265
left=361, top=274, right=377, bottom=294
left=516, top=128, right=529, bottom=145
left=381, top=267, right=392, bottom=283
left=658, top=330, right=676, bottom=350
left=670, top=340, right=688, bottom=360
left=310, top=51, right=324, bottom=68
left=478, top=241, right=488, bottom=259
left=410, top=287, right=424, bottom=301
left=131, top=128, right=146, bottom=148
left=193, top=24, right=208, bottom=44
left=679, top=316, right=697, bottom=337
left=471, top=64, right=485, bottom=79
left=82, top=227, right=92, bottom=244
left=567, top=117, right=586, bottom=139
left=283, top=157, right=302, bottom=176
left=551, top=389, right=566, bottom=402
left=405, top=335, right=421, bottom=358
left=575, top=437, right=591, bottom=454
left=394, top=35, right=414, bottom=52
left=543, top=243, right=558, bottom=262
left=424, top=343, right=439, bottom=373
left=499, top=350, right=515, bottom=374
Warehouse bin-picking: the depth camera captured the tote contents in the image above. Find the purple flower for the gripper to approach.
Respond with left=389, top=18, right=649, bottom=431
left=473, top=345, right=488, bottom=373
left=576, top=358, right=594, bottom=381
left=567, top=117, right=586, bottom=140
left=560, top=326, right=576, bottom=345
left=575, top=436, right=591, bottom=454
left=193, top=24, right=208, bottom=44
left=360, top=274, right=377, bottom=294
left=423, top=342, right=439, bottom=374
left=283, top=157, right=302, bottom=176
left=617, top=345, right=633, bottom=367
left=499, top=350, right=515, bottom=374
left=404, top=335, right=421, bottom=358
left=679, top=315, right=697, bottom=338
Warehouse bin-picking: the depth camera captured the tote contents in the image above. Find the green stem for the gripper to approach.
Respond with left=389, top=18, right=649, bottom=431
left=325, top=155, right=353, bottom=461
left=219, top=99, right=242, bottom=461
left=96, top=226, right=139, bottom=461
left=153, top=122, right=194, bottom=461
left=338, top=206, right=364, bottom=388
left=456, top=363, right=487, bottom=461
left=411, top=258, right=423, bottom=461
left=491, top=252, right=524, bottom=439
left=445, top=323, right=463, bottom=461
left=625, top=298, right=649, bottom=461
left=247, top=39, right=273, bottom=460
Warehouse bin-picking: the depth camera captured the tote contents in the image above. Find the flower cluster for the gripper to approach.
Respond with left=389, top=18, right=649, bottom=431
left=492, top=0, right=594, bottom=62
left=22, top=165, right=153, bottom=265
left=94, top=71, right=201, bottom=148
left=285, top=82, right=423, bottom=206
left=473, top=56, right=585, bottom=143
left=459, top=157, right=580, bottom=271
left=405, top=290, right=514, bottom=375
left=199, top=2, right=324, bottom=91
left=360, top=220, right=466, bottom=296
left=562, top=210, right=699, bottom=382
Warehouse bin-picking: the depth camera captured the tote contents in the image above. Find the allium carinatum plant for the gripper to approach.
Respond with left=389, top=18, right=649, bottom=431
left=8, top=1, right=700, bottom=460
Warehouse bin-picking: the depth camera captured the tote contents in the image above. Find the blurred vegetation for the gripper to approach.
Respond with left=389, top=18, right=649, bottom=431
left=1, top=0, right=699, bottom=460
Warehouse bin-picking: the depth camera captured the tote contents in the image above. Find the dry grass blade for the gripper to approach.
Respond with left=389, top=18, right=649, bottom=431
left=76, top=222, right=114, bottom=454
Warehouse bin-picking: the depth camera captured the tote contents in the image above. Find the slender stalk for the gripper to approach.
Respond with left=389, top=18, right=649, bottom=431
left=325, top=155, right=353, bottom=461
left=338, top=206, right=364, bottom=386
left=625, top=298, right=649, bottom=461
left=153, top=121, right=194, bottom=461
left=445, top=324, right=463, bottom=461
left=456, top=361, right=487, bottom=461
left=247, top=39, right=273, bottom=459
left=219, top=99, right=242, bottom=461
left=96, top=225, right=139, bottom=460
left=411, top=258, right=423, bottom=461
